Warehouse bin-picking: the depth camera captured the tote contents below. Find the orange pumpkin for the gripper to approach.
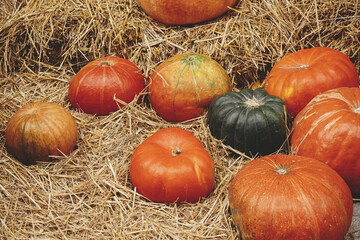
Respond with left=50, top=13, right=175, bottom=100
left=69, top=56, right=145, bottom=115
left=136, top=0, right=238, bottom=25
left=130, top=127, right=214, bottom=203
left=229, top=154, right=353, bottom=240
left=5, top=102, right=78, bottom=165
left=148, top=53, right=232, bottom=122
left=291, top=87, right=360, bottom=194
left=265, top=47, right=359, bottom=117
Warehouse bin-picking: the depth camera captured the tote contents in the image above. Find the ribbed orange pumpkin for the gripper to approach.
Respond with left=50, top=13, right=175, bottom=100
left=130, top=127, right=214, bottom=203
left=291, top=87, right=360, bottom=194
left=148, top=53, right=232, bottom=122
left=68, top=56, right=145, bottom=115
left=265, top=47, right=359, bottom=117
left=137, top=0, right=237, bottom=25
left=229, top=154, right=353, bottom=240
left=5, top=102, right=78, bottom=165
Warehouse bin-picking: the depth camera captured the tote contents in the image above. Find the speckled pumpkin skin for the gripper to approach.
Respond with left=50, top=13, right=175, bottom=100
left=148, top=53, right=232, bottom=122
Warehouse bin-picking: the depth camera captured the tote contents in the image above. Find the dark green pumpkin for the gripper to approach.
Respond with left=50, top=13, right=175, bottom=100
left=207, top=88, right=288, bottom=155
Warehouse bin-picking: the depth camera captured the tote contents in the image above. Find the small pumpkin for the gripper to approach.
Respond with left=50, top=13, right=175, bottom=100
left=136, top=0, right=238, bottom=25
left=130, top=127, right=214, bottom=203
left=229, top=154, right=353, bottom=240
left=5, top=102, right=78, bottom=165
left=68, top=56, right=145, bottom=115
left=291, top=87, right=360, bottom=194
left=207, top=88, right=288, bottom=155
left=264, top=47, right=359, bottom=117
left=148, top=53, right=232, bottom=122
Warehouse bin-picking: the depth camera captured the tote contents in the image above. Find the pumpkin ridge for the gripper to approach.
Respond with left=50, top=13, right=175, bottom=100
left=35, top=115, right=54, bottom=159
left=259, top=107, right=276, bottom=152
left=99, top=66, right=109, bottom=112
left=232, top=107, right=248, bottom=150
left=330, top=60, right=355, bottom=84
left=240, top=107, right=258, bottom=153
left=304, top=47, right=324, bottom=65
left=108, top=66, right=128, bottom=102
left=113, top=59, right=139, bottom=70
left=41, top=113, right=65, bottom=152
left=153, top=71, right=169, bottom=88
left=303, top=169, right=354, bottom=227
left=72, top=65, right=96, bottom=100
left=190, top=61, right=202, bottom=105
left=19, top=116, right=31, bottom=163
left=243, top=108, right=253, bottom=152
left=156, top=58, right=181, bottom=73
left=286, top=176, right=322, bottom=239
left=209, top=103, right=239, bottom=138
left=255, top=108, right=273, bottom=153
left=27, top=116, right=45, bottom=162
left=172, top=61, right=191, bottom=120
left=293, top=165, right=353, bottom=236
left=111, top=61, right=143, bottom=87
left=331, top=90, right=360, bottom=108
left=291, top=111, right=334, bottom=153
left=269, top=158, right=323, bottom=238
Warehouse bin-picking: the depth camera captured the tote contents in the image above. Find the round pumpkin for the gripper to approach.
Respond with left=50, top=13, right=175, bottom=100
left=291, top=87, right=360, bottom=194
left=5, top=102, right=78, bottom=165
left=207, top=88, right=288, bottom=155
left=148, top=53, right=232, bottom=122
left=264, top=47, right=359, bottom=117
left=68, top=56, right=145, bottom=115
left=229, top=154, right=353, bottom=240
left=136, top=0, right=237, bottom=25
left=130, top=127, right=214, bottom=203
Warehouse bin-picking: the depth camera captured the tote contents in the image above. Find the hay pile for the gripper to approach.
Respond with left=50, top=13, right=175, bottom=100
left=0, top=0, right=359, bottom=239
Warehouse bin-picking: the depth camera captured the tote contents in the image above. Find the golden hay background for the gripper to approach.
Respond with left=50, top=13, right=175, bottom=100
left=0, top=0, right=359, bottom=239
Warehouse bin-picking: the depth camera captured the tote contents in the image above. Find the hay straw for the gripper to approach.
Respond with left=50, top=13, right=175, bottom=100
left=1, top=0, right=359, bottom=239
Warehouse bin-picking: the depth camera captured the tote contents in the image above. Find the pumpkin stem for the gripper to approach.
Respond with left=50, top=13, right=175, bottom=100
left=171, top=147, right=182, bottom=157
left=245, top=97, right=262, bottom=108
left=99, top=60, right=115, bottom=67
left=187, top=56, right=196, bottom=62
left=279, top=64, right=309, bottom=70
left=274, top=165, right=290, bottom=175
left=296, top=64, right=309, bottom=70
left=354, top=107, right=360, bottom=114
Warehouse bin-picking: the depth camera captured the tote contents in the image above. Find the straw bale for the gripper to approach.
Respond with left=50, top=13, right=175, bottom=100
left=0, top=0, right=359, bottom=239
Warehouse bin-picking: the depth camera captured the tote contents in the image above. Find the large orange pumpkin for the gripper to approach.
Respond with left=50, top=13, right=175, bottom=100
left=229, top=154, right=353, bottom=240
left=264, top=47, right=359, bottom=117
left=148, top=53, right=232, bottom=122
left=68, top=56, right=145, bottom=115
left=5, top=102, right=78, bottom=165
left=136, top=0, right=237, bottom=25
left=291, top=87, right=360, bottom=194
left=130, top=127, right=214, bottom=203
